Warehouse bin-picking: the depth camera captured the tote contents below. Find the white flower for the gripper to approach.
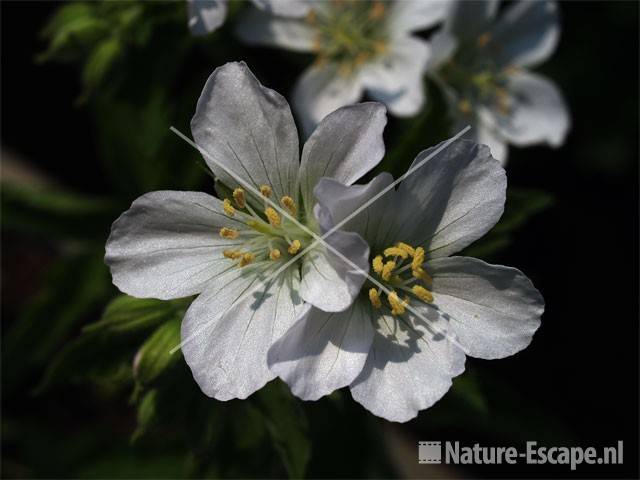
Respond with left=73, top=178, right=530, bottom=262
left=428, top=0, right=570, bottom=163
left=236, top=0, right=450, bottom=135
left=267, top=139, right=544, bottom=422
left=105, top=61, right=389, bottom=400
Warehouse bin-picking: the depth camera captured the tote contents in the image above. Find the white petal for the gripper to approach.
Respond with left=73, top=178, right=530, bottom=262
left=298, top=101, right=386, bottom=218
left=299, top=229, right=369, bottom=312
left=268, top=301, right=375, bottom=400
left=252, top=0, right=311, bottom=17
left=292, top=64, right=365, bottom=138
left=181, top=264, right=307, bottom=400
left=187, top=0, right=227, bottom=36
left=191, top=62, right=300, bottom=201
left=462, top=119, right=509, bottom=165
left=313, top=173, right=397, bottom=252
left=105, top=191, right=250, bottom=300
left=489, top=0, right=560, bottom=68
left=388, top=0, right=451, bottom=35
left=350, top=304, right=466, bottom=422
left=483, top=71, right=570, bottom=148
left=361, top=36, right=430, bottom=117
left=444, top=0, right=499, bottom=40
left=235, top=7, right=316, bottom=52
left=430, top=256, right=544, bottom=359
left=392, top=139, right=507, bottom=258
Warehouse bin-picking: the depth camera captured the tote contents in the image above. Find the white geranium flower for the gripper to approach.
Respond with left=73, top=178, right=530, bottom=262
left=105, top=61, right=389, bottom=400
left=428, top=0, right=570, bottom=163
left=236, top=0, right=450, bottom=135
left=267, top=139, right=544, bottom=422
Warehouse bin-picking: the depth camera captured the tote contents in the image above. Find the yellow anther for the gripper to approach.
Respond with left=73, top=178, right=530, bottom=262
left=495, top=88, right=510, bottom=115
left=288, top=239, right=301, bottom=255
left=458, top=99, right=472, bottom=115
left=219, top=227, right=239, bottom=239
left=259, top=185, right=272, bottom=198
left=477, top=32, right=492, bottom=48
left=265, top=207, right=281, bottom=227
left=373, top=40, right=388, bottom=55
left=388, top=291, right=406, bottom=316
left=239, top=252, right=255, bottom=267
left=355, top=52, right=370, bottom=66
left=280, top=196, right=297, bottom=216
left=381, top=261, right=396, bottom=281
left=223, top=249, right=242, bottom=259
left=384, top=246, right=408, bottom=259
left=396, top=242, right=415, bottom=256
left=306, top=9, right=317, bottom=25
left=372, top=255, right=384, bottom=274
left=232, top=188, right=246, bottom=209
left=412, top=267, right=433, bottom=286
left=369, top=1, right=385, bottom=19
left=412, top=247, right=425, bottom=271
left=223, top=198, right=235, bottom=216
left=269, top=249, right=281, bottom=261
left=369, top=288, right=382, bottom=309
left=412, top=285, right=434, bottom=303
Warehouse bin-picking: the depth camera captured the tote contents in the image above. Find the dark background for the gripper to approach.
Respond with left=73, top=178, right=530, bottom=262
left=2, top=1, right=638, bottom=478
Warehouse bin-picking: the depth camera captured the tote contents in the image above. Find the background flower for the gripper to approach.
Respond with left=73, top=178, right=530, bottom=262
left=428, top=0, right=570, bottom=163
left=237, top=0, right=450, bottom=135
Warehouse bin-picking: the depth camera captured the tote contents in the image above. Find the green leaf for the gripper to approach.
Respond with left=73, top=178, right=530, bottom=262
left=254, top=381, right=311, bottom=479
left=80, top=36, right=122, bottom=99
left=0, top=181, right=121, bottom=242
left=84, top=295, right=189, bottom=335
left=133, top=318, right=182, bottom=387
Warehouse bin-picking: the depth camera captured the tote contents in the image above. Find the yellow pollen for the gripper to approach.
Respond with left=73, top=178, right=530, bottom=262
left=369, top=288, right=382, bottom=309
left=223, top=198, right=235, bottom=216
left=369, top=1, right=385, bottom=19
left=387, top=291, right=406, bottom=316
left=477, top=32, right=492, bottom=48
left=280, top=196, right=297, bottom=216
left=412, top=247, right=425, bottom=271
left=412, top=267, right=433, bottom=286
left=223, top=249, right=242, bottom=259
left=232, top=188, right=246, bottom=209
left=265, top=207, right=281, bottom=227
left=396, top=242, right=415, bottom=256
left=355, top=52, right=370, bottom=66
left=412, top=285, right=434, bottom=303
left=306, top=9, right=317, bottom=25
left=269, top=249, right=281, bottom=260
left=381, top=260, right=396, bottom=281
left=288, top=239, right=301, bottom=255
left=239, top=252, right=255, bottom=267
left=384, top=246, right=408, bottom=259
left=219, top=227, right=239, bottom=239
left=259, top=185, right=272, bottom=198
left=495, top=88, right=510, bottom=115
left=372, top=255, right=384, bottom=274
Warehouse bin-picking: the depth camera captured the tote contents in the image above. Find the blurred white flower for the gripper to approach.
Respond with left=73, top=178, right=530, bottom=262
left=105, top=62, right=389, bottom=400
left=268, top=139, right=544, bottom=422
left=187, top=0, right=228, bottom=35
left=237, top=0, right=450, bottom=135
left=429, top=0, right=570, bottom=163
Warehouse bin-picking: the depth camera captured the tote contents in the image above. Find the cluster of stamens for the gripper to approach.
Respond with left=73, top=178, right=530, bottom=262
left=219, top=186, right=306, bottom=268
left=368, top=242, right=434, bottom=316
left=307, top=0, right=389, bottom=77
left=439, top=32, right=518, bottom=117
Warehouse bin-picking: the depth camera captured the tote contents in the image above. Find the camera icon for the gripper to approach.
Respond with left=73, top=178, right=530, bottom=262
left=418, top=441, right=442, bottom=464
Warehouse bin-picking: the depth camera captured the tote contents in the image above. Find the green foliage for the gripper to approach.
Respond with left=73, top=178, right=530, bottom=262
left=133, top=318, right=182, bottom=387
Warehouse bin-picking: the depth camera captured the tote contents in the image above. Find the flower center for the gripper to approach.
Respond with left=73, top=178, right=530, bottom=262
left=307, top=0, right=389, bottom=77
left=438, top=33, right=518, bottom=117
left=218, top=186, right=309, bottom=268
left=367, top=242, right=434, bottom=316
